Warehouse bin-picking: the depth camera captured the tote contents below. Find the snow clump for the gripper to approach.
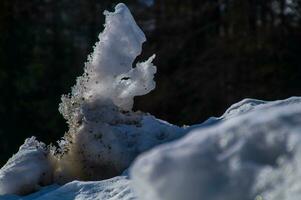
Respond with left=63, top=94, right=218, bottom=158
left=0, top=137, right=53, bottom=195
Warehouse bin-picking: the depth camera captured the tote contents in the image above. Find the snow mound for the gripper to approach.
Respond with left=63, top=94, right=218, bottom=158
left=52, top=3, right=183, bottom=183
left=0, top=137, right=53, bottom=195
left=0, top=176, right=135, bottom=200
left=0, top=3, right=184, bottom=193
left=189, top=96, right=301, bottom=130
left=2, top=97, right=301, bottom=199
left=131, top=98, right=301, bottom=200
left=2, top=2, right=301, bottom=199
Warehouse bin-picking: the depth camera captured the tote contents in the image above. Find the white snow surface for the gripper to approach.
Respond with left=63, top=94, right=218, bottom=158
left=59, top=3, right=156, bottom=113
left=188, top=96, right=301, bottom=130
left=131, top=97, right=301, bottom=200
left=0, top=176, right=136, bottom=200
left=2, top=97, right=301, bottom=199
left=0, top=3, right=184, bottom=194
left=1, top=2, right=301, bottom=200
left=0, top=137, right=52, bottom=195
left=53, top=3, right=183, bottom=183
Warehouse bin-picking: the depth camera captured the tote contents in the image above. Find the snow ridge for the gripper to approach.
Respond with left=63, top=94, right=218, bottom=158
left=131, top=98, right=301, bottom=200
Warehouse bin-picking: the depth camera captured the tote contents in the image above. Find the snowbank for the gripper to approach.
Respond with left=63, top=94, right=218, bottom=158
left=2, top=97, right=301, bottom=199
left=0, top=137, right=53, bottom=195
left=187, top=96, right=301, bottom=130
left=1, top=2, right=301, bottom=200
left=131, top=98, right=301, bottom=200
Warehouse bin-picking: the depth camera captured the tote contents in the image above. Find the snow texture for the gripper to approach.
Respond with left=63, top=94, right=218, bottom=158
left=0, top=176, right=136, bottom=200
left=188, top=97, right=301, bottom=130
left=59, top=3, right=156, bottom=114
left=53, top=3, right=183, bottom=184
left=0, top=3, right=184, bottom=194
left=0, top=137, right=53, bottom=195
left=2, top=97, right=301, bottom=199
left=131, top=97, right=301, bottom=200
left=1, top=2, right=301, bottom=200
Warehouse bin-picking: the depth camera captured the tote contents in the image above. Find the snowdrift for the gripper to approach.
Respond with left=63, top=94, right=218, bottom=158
left=0, top=137, right=52, bottom=195
left=1, top=2, right=301, bottom=200
left=0, top=176, right=135, bottom=200
left=3, top=97, right=301, bottom=200
left=131, top=97, right=301, bottom=200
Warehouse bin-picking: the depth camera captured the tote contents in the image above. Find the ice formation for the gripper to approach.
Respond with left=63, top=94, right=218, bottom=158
left=0, top=137, right=53, bottom=195
left=131, top=98, right=301, bottom=200
left=59, top=3, right=156, bottom=113
left=52, top=3, right=183, bottom=183
left=0, top=2, right=184, bottom=194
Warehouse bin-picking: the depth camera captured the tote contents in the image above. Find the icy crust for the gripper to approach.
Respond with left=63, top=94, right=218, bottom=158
left=53, top=3, right=182, bottom=183
left=131, top=101, right=301, bottom=200
left=0, top=137, right=53, bottom=195
left=0, top=176, right=136, bottom=200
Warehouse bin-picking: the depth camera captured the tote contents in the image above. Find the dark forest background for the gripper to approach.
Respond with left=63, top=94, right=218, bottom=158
left=1, top=0, right=301, bottom=166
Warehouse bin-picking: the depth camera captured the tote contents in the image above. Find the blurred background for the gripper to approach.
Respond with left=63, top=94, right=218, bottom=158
left=1, top=0, right=301, bottom=166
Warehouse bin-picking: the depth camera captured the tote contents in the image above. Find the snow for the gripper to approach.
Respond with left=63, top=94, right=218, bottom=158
left=2, top=97, right=301, bottom=199
left=0, top=137, right=53, bottom=195
left=0, top=3, right=184, bottom=193
left=187, top=97, right=301, bottom=130
left=1, top=2, right=301, bottom=200
left=131, top=98, right=301, bottom=200
left=0, top=176, right=136, bottom=200
left=49, top=3, right=183, bottom=184
left=59, top=3, right=156, bottom=113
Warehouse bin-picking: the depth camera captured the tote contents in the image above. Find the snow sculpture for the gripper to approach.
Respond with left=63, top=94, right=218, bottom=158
left=131, top=99, right=301, bottom=200
left=0, top=137, right=53, bottom=195
left=52, top=3, right=183, bottom=183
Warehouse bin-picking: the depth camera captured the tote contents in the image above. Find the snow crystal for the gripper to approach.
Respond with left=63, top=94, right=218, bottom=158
left=131, top=98, right=301, bottom=200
